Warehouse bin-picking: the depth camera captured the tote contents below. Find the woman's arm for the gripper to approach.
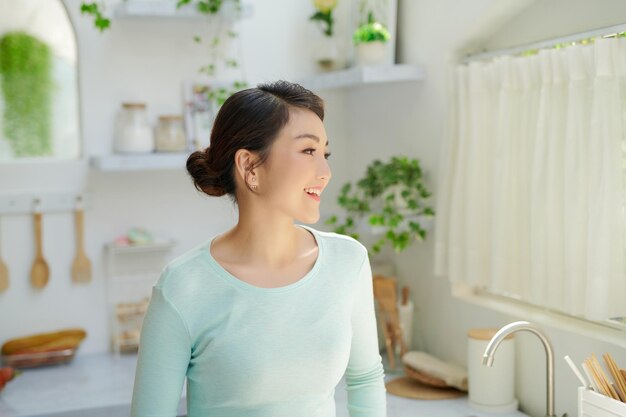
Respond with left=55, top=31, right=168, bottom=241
left=130, top=281, right=191, bottom=417
left=345, top=252, right=387, bottom=417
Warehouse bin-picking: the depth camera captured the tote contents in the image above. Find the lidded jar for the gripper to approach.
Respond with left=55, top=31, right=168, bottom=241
left=467, top=328, right=518, bottom=412
left=155, top=115, right=186, bottom=152
left=114, top=102, right=154, bottom=153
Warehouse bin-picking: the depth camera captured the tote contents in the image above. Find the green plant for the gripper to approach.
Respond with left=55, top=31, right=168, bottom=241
left=353, top=11, right=390, bottom=45
left=325, top=156, right=434, bottom=255
left=0, top=31, right=53, bottom=157
left=80, top=0, right=247, bottom=109
left=309, top=0, right=338, bottom=37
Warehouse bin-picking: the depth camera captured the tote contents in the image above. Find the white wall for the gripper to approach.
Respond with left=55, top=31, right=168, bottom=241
left=0, top=0, right=355, bottom=353
left=386, top=1, right=626, bottom=416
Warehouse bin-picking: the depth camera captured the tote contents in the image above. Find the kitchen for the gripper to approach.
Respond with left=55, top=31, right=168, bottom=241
left=1, top=0, right=626, bottom=416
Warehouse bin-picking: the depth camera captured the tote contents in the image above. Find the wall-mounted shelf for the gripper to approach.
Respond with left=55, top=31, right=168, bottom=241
left=114, top=1, right=253, bottom=20
left=105, top=239, right=177, bottom=255
left=296, top=64, right=425, bottom=91
left=90, top=152, right=189, bottom=171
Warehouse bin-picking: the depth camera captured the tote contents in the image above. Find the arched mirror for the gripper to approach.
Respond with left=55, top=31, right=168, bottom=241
left=0, top=0, right=80, bottom=161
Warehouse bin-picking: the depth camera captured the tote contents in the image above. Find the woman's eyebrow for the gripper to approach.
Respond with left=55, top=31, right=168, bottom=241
left=294, top=133, right=329, bottom=146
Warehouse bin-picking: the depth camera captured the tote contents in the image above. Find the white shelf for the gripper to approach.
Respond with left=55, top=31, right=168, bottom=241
left=90, top=152, right=189, bottom=171
left=105, top=239, right=177, bottom=254
left=114, top=1, right=253, bottom=20
left=297, top=64, right=425, bottom=91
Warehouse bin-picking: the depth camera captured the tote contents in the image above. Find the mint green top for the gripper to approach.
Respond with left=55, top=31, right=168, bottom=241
left=130, top=224, right=387, bottom=417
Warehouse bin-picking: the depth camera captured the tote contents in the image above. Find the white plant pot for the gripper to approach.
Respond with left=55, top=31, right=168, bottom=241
left=355, top=41, right=387, bottom=66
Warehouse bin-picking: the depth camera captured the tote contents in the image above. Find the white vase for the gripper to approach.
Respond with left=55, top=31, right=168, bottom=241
left=313, top=35, right=345, bottom=72
left=355, top=41, right=387, bottom=65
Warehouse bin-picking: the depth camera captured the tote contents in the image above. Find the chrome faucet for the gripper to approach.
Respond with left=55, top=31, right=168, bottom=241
left=482, top=321, right=556, bottom=417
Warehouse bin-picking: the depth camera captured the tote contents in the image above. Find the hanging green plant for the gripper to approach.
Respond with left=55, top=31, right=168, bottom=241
left=0, top=31, right=53, bottom=157
left=80, top=0, right=247, bottom=110
left=325, top=156, right=435, bottom=256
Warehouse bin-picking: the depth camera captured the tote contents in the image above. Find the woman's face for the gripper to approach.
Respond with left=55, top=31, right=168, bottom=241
left=260, top=107, right=332, bottom=223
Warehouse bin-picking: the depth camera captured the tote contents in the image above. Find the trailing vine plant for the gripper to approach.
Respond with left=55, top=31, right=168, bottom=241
left=80, top=0, right=247, bottom=108
left=0, top=31, right=53, bottom=157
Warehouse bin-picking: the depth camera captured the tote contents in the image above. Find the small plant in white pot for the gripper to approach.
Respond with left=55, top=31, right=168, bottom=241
left=352, top=11, right=390, bottom=66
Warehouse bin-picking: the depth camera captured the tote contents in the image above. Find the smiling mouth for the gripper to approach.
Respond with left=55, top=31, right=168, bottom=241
left=304, top=190, right=321, bottom=200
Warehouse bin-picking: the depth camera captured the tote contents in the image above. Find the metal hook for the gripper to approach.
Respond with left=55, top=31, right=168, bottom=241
left=75, top=194, right=84, bottom=211
left=33, top=197, right=42, bottom=214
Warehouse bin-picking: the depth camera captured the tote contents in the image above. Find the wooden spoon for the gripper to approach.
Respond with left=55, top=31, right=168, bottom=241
left=30, top=212, right=50, bottom=288
left=71, top=206, right=92, bottom=283
left=0, top=216, right=9, bottom=293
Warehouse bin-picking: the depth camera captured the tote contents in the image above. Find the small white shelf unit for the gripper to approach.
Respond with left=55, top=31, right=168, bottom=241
left=114, top=1, right=253, bottom=20
left=297, top=64, right=425, bottom=91
left=90, top=152, right=189, bottom=171
left=104, top=239, right=177, bottom=355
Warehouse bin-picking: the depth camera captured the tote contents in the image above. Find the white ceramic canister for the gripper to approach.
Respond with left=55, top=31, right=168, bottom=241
left=467, top=328, right=519, bottom=413
left=114, top=102, right=154, bottom=153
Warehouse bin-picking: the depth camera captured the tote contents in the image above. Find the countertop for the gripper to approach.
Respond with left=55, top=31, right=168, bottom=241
left=0, top=351, right=531, bottom=417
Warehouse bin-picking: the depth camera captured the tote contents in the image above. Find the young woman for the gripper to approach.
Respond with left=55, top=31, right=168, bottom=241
left=130, top=80, right=387, bottom=417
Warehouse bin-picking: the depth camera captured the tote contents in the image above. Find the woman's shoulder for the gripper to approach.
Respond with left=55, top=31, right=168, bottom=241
left=303, top=225, right=368, bottom=261
left=154, top=238, right=212, bottom=291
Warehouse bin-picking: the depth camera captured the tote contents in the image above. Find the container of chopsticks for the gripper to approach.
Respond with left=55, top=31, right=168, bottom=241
left=575, top=352, right=626, bottom=417
left=579, top=388, right=626, bottom=417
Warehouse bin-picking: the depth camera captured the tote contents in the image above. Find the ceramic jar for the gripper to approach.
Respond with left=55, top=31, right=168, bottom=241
left=155, top=115, right=186, bottom=152
left=114, top=102, right=154, bottom=153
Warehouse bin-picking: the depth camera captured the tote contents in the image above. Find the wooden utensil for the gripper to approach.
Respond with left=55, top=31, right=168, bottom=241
left=373, top=274, right=408, bottom=370
left=603, top=353, right=626, bottom=402
left=71, top=204, right=91, bottom=283
left=30, top=211, right=49, bottom=289
left=0, top=216, right=8, bottom=293
left=589, top=353, right=620, bottom=400
left=401, top=286, right=409, bottom=305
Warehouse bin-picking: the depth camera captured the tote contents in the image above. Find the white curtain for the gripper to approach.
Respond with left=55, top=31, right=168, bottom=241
left=435, top=37, right=626, bottom=322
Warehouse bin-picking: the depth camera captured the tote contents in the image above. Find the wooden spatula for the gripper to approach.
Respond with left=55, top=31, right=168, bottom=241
left=71, top=205, right=91, bottom=283
left=30, top=212, right=49, bottom=288
left=0, top=216, right=8, bottom=293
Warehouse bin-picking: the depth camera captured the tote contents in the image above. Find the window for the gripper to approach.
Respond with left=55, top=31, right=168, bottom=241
left=435, top=35, right=626, bottom=337
left=0, top=0, right=80, bottom=161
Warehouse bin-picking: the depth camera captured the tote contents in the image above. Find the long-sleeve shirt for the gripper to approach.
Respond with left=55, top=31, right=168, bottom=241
left=130, top=224, right=387, bottom=417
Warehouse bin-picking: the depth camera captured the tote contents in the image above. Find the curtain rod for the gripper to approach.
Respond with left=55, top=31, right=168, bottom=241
left=463, top=22, right=626, bottom=64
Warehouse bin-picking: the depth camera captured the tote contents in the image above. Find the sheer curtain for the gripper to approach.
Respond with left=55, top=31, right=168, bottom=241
left=435, top=37, right=626, bottom=322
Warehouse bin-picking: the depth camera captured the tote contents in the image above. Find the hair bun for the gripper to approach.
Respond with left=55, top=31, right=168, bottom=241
left=186, top=149, right=226, bottom=197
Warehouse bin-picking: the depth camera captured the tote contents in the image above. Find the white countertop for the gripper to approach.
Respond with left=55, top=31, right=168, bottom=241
left=0, top=351, right=530, bottom=417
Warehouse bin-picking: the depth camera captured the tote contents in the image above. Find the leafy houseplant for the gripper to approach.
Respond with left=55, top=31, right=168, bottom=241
left=309, top=0, right=337, bottom=37
left=0, top=31, right=53, bottom=157
left=80, top=0, right=247, bottom=109
left=352, top=11, right=390, bottom=65
left=325, top=156, right=434, bottom=255
left=309, top=0, right=343, bottom=72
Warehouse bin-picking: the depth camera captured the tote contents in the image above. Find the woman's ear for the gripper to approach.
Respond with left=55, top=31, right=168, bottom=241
left=234, top=149, right=258, bottom=185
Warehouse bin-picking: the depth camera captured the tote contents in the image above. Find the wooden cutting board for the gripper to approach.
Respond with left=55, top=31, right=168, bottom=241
left=386, top=376, right=467, bottom=400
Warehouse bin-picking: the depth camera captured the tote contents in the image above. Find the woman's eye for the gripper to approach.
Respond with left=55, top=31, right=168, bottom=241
left=304, top=148, right=332, bottom=160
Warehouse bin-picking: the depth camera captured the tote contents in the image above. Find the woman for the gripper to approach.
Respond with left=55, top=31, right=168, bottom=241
left=130, top=80, right=387, bottom=417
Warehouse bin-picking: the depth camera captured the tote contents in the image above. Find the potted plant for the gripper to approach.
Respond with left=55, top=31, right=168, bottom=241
left=352, top=11, right=390, bottom=66
left=309, top=0, right=344, bottom=71
left=325, top=156, right=434, bottom=256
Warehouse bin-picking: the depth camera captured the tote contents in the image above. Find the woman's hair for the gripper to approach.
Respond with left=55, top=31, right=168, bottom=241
left=186, top=80, right=324, bottom=204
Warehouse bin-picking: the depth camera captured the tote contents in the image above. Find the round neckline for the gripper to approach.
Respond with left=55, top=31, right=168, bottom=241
left=202, top=224, right=323, bottom=293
